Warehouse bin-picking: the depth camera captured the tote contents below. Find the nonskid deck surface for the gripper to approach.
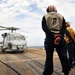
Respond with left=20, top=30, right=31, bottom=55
left=0, top=48, right=75, bottom=75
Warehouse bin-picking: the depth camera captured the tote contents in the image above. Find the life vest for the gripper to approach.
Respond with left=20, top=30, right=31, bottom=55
left=65, top=27, right=74, bottom=44
left=45, top=12, right=63, bottom=33
left=74, top=31, right=75, bottom=43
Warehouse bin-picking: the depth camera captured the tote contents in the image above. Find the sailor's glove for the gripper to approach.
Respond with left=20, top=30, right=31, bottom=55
left=54, top=34, right=61, bottom=45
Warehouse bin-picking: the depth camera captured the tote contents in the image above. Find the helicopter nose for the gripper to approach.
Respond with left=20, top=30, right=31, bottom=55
left=17, top=46, right=24, bottom=50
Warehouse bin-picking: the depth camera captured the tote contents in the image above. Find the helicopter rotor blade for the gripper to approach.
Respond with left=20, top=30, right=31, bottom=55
left=0, top=26, right=8, bottom=28
left=0, top=26, right=19, bottom=32
left=7, top=27, right=19, bottom=30
left=0, top=29, right=8, bottom=30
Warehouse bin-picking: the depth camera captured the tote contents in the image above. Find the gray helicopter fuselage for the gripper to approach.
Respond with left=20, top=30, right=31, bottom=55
left=2, top=33, right=27, bottom=52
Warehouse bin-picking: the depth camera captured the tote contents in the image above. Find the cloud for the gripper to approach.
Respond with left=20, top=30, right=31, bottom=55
left=0, top=0, right=75, bottom=46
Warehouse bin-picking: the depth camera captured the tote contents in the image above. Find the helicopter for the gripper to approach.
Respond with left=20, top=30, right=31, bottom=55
left=0, top=26, right=27, bottom=52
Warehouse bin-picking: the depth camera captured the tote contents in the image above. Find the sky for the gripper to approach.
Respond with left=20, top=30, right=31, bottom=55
left=0, top=0, right=75, bottom=46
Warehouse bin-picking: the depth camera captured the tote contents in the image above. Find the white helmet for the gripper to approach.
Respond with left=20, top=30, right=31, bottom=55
left=46, top=5, right=57, bottom=12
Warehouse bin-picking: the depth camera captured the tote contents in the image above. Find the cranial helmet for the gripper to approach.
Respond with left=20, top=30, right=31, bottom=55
left=66, top=21, right=70, bottom=27
left=46, top=5, right=57, bottom=12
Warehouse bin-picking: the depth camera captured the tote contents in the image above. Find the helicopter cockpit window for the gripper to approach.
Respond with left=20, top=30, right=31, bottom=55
left=16, top=35, right=25, bottom=40
left=9, top=35, right=25, bottom=40
left=9, top=36, right=16, bottom=40
left=20, top=36, right=25, bottom=40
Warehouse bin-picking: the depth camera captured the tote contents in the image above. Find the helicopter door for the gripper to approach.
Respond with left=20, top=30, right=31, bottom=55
left=3, top=35, right=9, bottom=48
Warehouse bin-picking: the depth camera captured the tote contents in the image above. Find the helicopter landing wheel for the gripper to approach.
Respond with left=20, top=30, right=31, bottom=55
left=2, top=49, right=5, bottom=53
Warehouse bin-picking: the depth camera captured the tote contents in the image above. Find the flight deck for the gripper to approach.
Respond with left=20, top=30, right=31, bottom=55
left=0, top=48, right=75, bottom=75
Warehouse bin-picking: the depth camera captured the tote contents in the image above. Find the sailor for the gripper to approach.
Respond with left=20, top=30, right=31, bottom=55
left=42, top=5, right=71, bottom=75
